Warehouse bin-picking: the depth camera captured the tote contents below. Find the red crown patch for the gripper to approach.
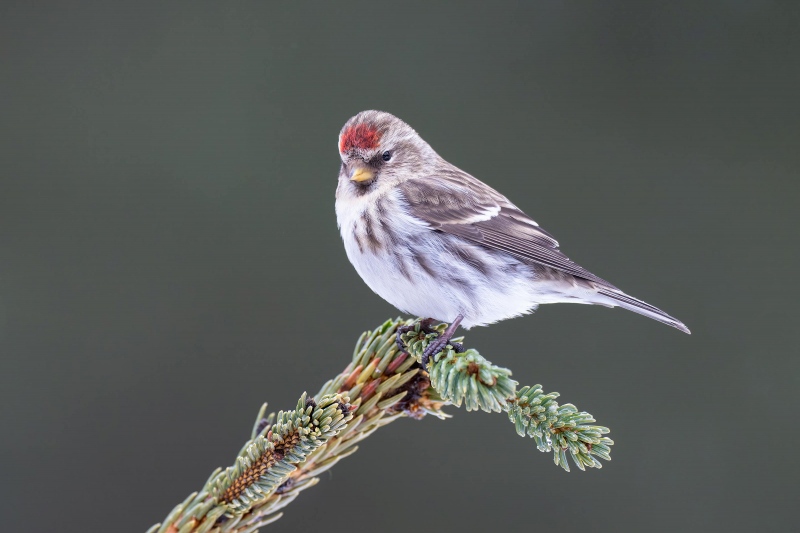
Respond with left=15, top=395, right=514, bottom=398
left=340, top=123, right=381, bottom=153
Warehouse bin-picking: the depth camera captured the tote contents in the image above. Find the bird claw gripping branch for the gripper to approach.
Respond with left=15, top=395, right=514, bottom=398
left=396, top=317, right=466, bottom=369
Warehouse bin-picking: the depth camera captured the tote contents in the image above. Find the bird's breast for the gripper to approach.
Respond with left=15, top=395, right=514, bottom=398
left=337, top=189, right=426, bottom=287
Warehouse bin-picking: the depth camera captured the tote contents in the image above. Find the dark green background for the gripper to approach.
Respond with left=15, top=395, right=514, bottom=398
left=2, top=2, right=797, bottom=532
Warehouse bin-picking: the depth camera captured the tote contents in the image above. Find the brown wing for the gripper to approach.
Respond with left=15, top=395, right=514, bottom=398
left=398, top=168, right=616, bottom=288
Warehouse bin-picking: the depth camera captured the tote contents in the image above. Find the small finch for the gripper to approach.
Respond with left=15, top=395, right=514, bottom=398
left=335, top=110, right=690, bottom=365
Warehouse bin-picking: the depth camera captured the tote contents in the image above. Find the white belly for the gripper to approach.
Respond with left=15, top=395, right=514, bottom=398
left=336, top=188, right=547, bottom=328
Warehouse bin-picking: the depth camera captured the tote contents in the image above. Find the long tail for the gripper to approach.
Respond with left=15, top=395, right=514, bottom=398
left=596, top=287, right=691, bottom=334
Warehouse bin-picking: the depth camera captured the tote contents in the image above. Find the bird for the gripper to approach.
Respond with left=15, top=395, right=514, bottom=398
left=334, top=110, right=689, bottom=366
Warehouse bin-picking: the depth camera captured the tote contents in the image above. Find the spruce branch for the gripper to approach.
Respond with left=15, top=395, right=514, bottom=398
left=398, top=322, right=614, bottom=472
left=149, top=317, right=613, bottom=532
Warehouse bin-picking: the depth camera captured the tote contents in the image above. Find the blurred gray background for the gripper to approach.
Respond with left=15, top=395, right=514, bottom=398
left=1, top=1, right=798, bottom=532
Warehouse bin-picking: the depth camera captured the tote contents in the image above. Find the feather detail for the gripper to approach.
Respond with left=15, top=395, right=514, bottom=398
left=398, top=173, right=614, bottom=287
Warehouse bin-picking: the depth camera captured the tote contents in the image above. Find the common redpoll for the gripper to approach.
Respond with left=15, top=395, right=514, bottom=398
left=335, top=111, right=690, bottom=365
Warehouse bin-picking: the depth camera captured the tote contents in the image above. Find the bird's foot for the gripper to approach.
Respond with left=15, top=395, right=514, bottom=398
left=395, top=318, right=436, bottom=353
left=449, top=341, right=465, bottom=353
left=419, top=314, right=464, bottom=370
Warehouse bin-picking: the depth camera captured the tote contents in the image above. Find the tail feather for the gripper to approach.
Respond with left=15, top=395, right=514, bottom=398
left=596, top=287, right=691, bottom=334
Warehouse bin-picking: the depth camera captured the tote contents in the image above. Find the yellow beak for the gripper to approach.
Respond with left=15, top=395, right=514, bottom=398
left=349, top=167, right=375, bottom=183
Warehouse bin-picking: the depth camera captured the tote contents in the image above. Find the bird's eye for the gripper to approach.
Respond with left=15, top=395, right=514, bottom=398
left=382, top=150, right=392, bottom=162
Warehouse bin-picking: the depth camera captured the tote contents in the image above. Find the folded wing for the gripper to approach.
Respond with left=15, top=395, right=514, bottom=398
left=398, top=168, right=616, bottom=288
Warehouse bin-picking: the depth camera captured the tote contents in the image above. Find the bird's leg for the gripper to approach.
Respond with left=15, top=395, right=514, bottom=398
left=395, top=317, right=436, bottom=352
left=420, top=314, right=464, bottom=369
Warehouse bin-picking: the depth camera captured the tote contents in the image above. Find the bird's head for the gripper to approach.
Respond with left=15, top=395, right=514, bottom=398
left=337, top=110, right=434, bottom=193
